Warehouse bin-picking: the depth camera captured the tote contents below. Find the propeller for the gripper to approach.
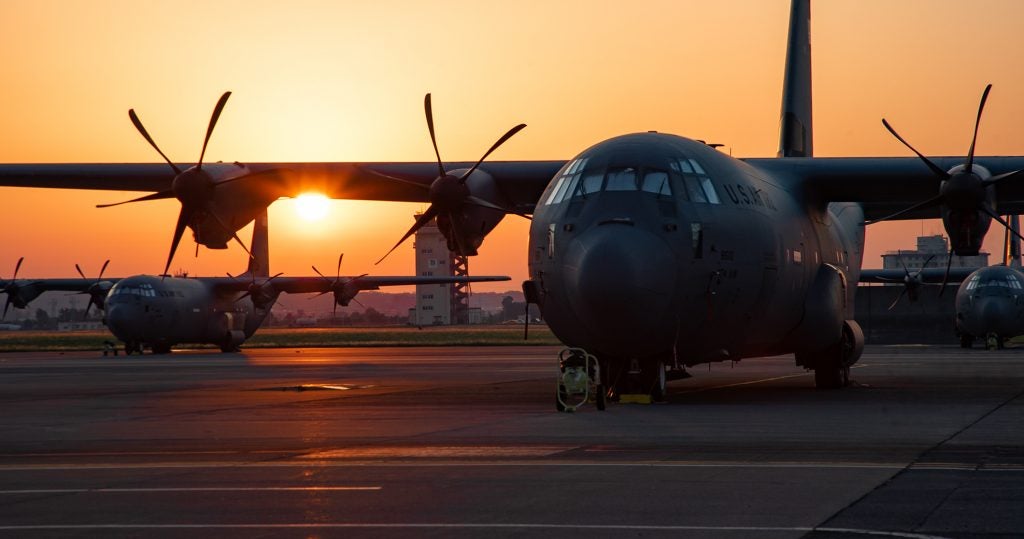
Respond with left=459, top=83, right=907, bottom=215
left=99, top=92, right=254, bottom=277
left=71, top=260, right=111, bottom=319
left=877, top=252, right=936, bottom=310
left=230, top=271, right=284, bottom=310
left=375, top=93, right=527, bottom=264
left=0, top=257, right=25, bottom=319
left=870, top=85, right=1024, bottom=285
left=311, top=253, right=368, bottom=315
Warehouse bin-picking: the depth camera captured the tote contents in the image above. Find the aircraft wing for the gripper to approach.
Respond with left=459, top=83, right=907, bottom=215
left=0, top=161, right=565, bottom=213
left=203, top=274, right=511, bottom=296
left=265, top=274, right=511, bottom=295
left=858, top=268, right=978, bottom=284
left=747, top=156, right=1024, bottom=220
left=7, top=156, right=1024, bottom=220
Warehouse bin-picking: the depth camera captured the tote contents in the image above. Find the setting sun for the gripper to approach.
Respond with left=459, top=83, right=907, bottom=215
left=293, top=193, right=330, bottom=222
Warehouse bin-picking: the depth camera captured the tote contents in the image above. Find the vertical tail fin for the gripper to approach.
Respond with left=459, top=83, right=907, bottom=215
left=246, top=209, right=270, bottom=278
left=778, top=0, right=813, bottom=157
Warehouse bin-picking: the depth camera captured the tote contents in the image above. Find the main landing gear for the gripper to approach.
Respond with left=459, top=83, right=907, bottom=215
left=556, top=348, right=605, bottom=412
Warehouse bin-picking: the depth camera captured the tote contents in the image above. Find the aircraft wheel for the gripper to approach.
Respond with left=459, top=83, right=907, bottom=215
left=986, top=333, right=999, bottom=351
left=651, top=360, right=667, bottom=402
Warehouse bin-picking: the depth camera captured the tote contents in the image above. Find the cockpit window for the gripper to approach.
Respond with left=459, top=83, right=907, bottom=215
left=640, top=170, right=671, bottom=196
left=110, top=283, right=157, bottom=297
left=605, top=167, right=638, bottom=191
left=976, top=275, right=1022, bottom=290
left=577, top=171, right=603, bottom=197
left=671, top=158, right=719, bottom=204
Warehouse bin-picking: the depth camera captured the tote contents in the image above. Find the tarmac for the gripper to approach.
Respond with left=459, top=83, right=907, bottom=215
left=0, top=345, right=1021, bottom=538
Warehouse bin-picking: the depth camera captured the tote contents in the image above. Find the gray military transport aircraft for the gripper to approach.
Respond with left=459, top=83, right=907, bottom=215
left=3, top=0, right=1024, bottom=404
left=0, top=211, right=509, bottom=354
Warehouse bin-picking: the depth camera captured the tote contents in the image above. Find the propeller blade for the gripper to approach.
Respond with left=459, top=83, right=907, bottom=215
left=235, top=291, right=252, bottom=303
left=881, top=119, right=949, bottom=179
left=939, top=247, right=954, bottom=298
left=312, top=265, right=331, bottom=282
left=965, top=84, right=992, bottom=173
left=351, top=297, right=366, bottom=309
left=82, top=302, right=92, bottom=320
left=98, top=260, right=110, bottom=281
left=982, top=168, right=1024, bottom=188
left=376, top=205, right=440, bottom=265
left=459, top=123, right=527, bottom=183
left=75, top=263, right=86, bottom=280
left=2, top=298, right=11, bottom=320
left=96, top=190, right=175, bottom=209
left=197, top=91, right=231, bottom=170
left=336, top=253, right=344, bottom=280
left=164, top=205, right=194, bottom=278
left=129, top=109, right=182, bottom=175
left=309, top=291, right=330, bottom=299
left=865, top=194, right=945, bottom=225
left=984, top=207, right=1024, bottom=245
left=887, top=288, right=907, bottom=311
left=424, top=93, right=446, bottom=178
left=897, top=250, right=910, bottom=277
left=12, top=257, right=23, bottom=281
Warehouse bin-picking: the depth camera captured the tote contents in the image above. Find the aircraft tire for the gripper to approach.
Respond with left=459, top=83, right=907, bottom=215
left=595, top=384, right=606, bottom=411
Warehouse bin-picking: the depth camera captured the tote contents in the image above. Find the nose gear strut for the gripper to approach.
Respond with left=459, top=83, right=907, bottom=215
left=556, top=348, right=606, bottom=412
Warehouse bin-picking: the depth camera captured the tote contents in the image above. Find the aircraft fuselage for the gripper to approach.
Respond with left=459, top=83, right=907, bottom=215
left=527, top=133, right=864, bottom=376
left=955, top=265, right=1024, bottom=348
left=104, top=275, right=270, bottom=352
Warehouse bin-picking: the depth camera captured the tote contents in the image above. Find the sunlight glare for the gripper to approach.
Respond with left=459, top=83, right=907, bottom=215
left=294, top=193, right=330, bottom=222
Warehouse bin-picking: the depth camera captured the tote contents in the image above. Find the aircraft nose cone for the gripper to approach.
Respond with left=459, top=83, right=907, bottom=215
left=979, top=298, right=1009, bottom=333
left=104, top=304, right=134, bottom=337
left=563, top=224, right=676, bottom=355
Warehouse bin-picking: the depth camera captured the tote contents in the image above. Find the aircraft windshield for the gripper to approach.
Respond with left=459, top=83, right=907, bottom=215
left=110, top=283, right=157, bottom=297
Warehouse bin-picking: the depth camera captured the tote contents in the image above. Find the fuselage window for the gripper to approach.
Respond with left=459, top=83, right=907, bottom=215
left=684, top=176, right=707, bottom=203
left=544, top=176, right=567, bottom=206
left=701, top=177, right=721, bottom=204
left=605, top=167, right=638, bottom=191
left=577, top=171, right=603, bottom=198
left=640, top=170, right=672, bottom=196
left=554, top=173, right=581, bottom=204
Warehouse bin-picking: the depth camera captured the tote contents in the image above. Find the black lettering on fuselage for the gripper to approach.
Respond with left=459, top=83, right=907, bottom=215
left=723, top=183, right=777, bottom=211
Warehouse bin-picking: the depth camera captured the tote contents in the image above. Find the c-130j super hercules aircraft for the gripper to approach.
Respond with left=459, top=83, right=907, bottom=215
left=0, top=211, right=509, bottom=354
left=2, top=0, right=1024, bottom=404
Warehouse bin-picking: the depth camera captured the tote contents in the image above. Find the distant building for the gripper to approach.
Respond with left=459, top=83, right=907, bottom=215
left=57, top=321, right=105, bottom=332
left=881, top=235, right=988, bottom=270
left=410, top=214, right=453, bottom=325
left=408, top=213, right=477, bottom=326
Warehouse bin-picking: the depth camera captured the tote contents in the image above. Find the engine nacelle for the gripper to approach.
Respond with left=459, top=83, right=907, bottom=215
left=436, top=169, right=508, bottom=256
left=940, top=164, right=995, bottom=256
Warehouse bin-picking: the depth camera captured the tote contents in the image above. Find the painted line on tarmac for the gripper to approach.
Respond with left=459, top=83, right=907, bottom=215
left=3, top=459, right=1021, bottom=472
left=0, top=486, right=381, bottom=494
left=0, top=523, right=952, bottom=538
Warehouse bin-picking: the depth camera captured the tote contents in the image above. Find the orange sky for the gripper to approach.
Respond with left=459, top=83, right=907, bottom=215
left=1, top=0, right=1023, bottom=292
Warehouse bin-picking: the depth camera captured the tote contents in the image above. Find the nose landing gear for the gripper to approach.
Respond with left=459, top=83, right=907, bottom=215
left=556, top=348, right=606, bottom=412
